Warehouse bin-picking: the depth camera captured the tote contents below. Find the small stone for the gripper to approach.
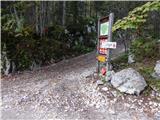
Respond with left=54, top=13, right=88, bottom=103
left=101, top=87, right=108, bottom=91
left=151, top=90, right=156, bottom=97
left=121, top=96, right=125, bottom=100
left=111, top=98, right=117, bottom=104
left=145, top=103, right=148, bottom=106
left=131, top=99, right=137, bottom=103
left=108, top=107, right=116, bottom=114
left=153, top=102, right=158, bottom=107
left=130, top=104, right=136, bottom=109
left=154, top=111, right=160, bottom=120
left=138, top=102, right=142, bottom=106
left=4, top=105, right=10, bottom=109
left=152, top=60, right=160, bottom=79
left=149, top=101, right=153, bottom=105
left=124, top=103, right=130, bottom=107
left=138, top=108, right=144, bottom=113
left=93, top=72, right=98, bottom=78
left=111, top=91, right=118, bottom=97
left=96, top=105, right=100, bottom=109
left=96, top=80, right=104, bottom=85
left=128, top=52, right=135, bottom=64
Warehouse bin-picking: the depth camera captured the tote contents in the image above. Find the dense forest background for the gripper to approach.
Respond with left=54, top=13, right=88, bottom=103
left=1, top=1, right=160, bottom=75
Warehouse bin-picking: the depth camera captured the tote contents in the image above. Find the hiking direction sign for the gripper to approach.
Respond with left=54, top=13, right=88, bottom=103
left=101, top=41, right=117, bottom=49
left=97, top=13, right=115, bottom=81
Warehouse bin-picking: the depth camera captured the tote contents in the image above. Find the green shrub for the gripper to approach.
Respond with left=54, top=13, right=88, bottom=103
left=72, top=40, right=93, bottom=55
left=111, top=53, right=128, bottom=71
left=130, top=38, right=159, bottom=61
left=1, top=16, right=97, bottom=73
left=138, top=66, right=154, bottom=78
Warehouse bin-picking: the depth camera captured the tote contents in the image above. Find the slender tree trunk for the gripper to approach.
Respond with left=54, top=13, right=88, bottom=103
left=13, top=7, right=21, bottom=31
left=53, top=1, right=56, bottom=22
left=84, top=2, right=86, bottom=17
left=43, top=2, right=45, bottom=35
left=118, top=31, right=127, bottom=53
left=89, top=1, right=91, bottom=17
left=35, top=2, right=39, bottom=35
left=40, top=2, right=42, bottom=37
left=39, top=1, right=46, bottom=38
left=62, top=1, right=66, bottom=26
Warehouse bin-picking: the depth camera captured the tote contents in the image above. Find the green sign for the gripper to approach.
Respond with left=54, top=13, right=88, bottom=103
left=100, top=22, right=109, bottom=36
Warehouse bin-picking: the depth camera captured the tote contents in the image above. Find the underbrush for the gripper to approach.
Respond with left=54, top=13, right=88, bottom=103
left=111, top=53, right=129, bottom=72
left=1, top=18, right=96, bottom=73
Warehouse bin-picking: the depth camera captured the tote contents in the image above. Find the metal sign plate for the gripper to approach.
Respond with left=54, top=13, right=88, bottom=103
left=99, top=38, right=108, bottom=54
left=100, top=22, right=109, bottom=36
left=101, top=42, right=117, bottom=49
left=99, top=48, right=107, bottom=55
left=97, top=55, right=106, bottom=62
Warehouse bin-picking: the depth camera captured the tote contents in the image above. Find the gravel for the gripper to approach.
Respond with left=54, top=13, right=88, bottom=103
left=2, top=50, right=160, bottom=120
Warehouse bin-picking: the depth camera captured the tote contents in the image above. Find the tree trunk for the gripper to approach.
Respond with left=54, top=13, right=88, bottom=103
left=62, top=1, right=66, bottom=26
left=13, top=6, right=21, bottom=31
left=35, top=2, right=39, bottom=35
left=89, top=1, right=91, bottom=17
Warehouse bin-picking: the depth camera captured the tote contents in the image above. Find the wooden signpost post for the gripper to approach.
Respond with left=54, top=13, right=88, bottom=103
left=97, top=13, right=115, bottom=81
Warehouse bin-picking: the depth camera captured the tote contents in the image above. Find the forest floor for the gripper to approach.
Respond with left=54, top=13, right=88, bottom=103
left=1, top=43, right=160, bottom=120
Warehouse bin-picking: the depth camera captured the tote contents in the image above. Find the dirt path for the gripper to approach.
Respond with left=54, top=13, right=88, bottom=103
left=1, top=46, right=160, bottom=120
left=1, top=51, right=97, bottom=120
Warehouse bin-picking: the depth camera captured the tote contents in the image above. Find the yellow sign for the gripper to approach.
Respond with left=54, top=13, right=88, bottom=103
left=97, top=55, right=106, bottom=62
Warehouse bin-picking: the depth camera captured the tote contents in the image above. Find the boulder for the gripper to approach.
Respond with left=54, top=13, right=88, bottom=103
left=111, top=68, right=147, bottom=95
left=128, top=53, right=135, bottom=64
left=152, top=60, right=160, bottom=79
left=128, top=49, right=135, bottom=64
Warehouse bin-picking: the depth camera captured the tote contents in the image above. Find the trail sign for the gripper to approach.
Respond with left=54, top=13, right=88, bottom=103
left=99, top=48, right=107, bottom=55
left=100, top=22, right=109, bottom=36
left=99, top=38, right=108, bottom=54
left=96, top=55, right=106, bottom=63
left=101, top=42, right=117, bottom=49
left=96, top=13, right=115, bottom=81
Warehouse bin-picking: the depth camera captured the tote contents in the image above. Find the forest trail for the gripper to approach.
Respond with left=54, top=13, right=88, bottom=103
left=1, top=45, right=157, bottom=120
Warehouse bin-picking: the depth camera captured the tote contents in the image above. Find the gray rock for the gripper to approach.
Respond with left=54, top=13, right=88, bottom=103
left=152, top=60, right=160, bottom=79
left=155, top=60, right=160, bottom=73
left=101, top=87, right=108, bottom=91
left=4, top=58, right=11, bottom=75
left=96, top=80, right=104, bottom=85
left=2, top=44, right=11, bottom=75
left=111, top=90, right=118, bottom=97
left=154, top=111, right=160, bottom=120
left=111, top=68, right=147, bottom=95
left=128, top=53, right=135, bottom=64
left=30, top=61, right=41, bottom=71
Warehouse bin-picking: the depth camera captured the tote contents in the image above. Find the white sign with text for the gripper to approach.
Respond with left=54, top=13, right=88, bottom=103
left=101, top=42, right=117, bottom=49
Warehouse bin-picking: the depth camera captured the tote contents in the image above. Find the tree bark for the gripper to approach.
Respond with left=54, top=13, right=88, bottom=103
left=62, top=1, right=66, bottom=26
left=35, top=2, right=39, bottom=35
left=13, top=6, right=21, bottom=31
